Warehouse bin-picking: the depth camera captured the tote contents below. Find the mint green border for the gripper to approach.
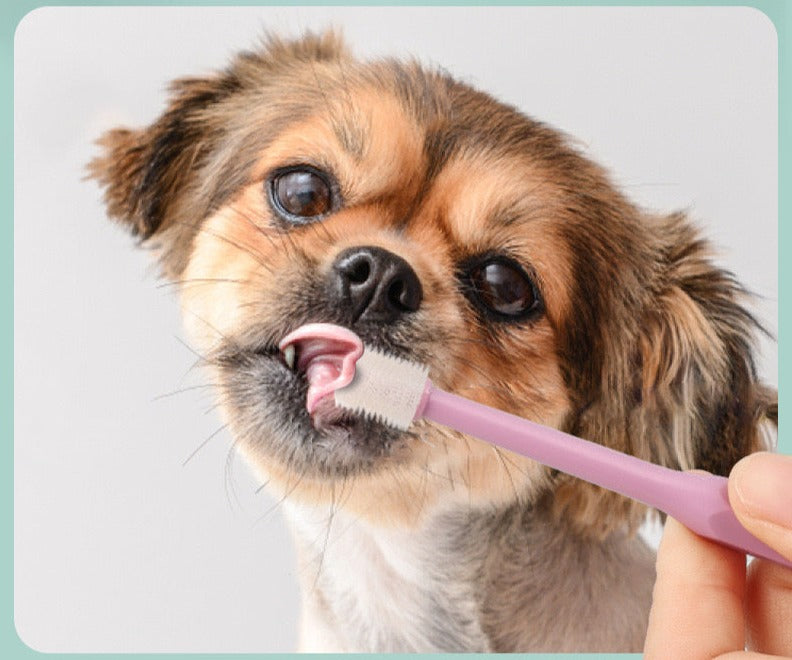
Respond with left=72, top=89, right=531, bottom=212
left=4, top=2, right=788, bottom=659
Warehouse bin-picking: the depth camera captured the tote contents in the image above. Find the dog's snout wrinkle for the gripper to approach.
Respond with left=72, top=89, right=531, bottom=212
left=333, top=246, right=423, bottom=324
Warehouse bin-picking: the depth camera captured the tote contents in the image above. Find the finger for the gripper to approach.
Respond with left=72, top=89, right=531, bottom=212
left=718, top=652, right=789, bottom=659
left=644, top=517, right=746, bottom=659
left=729, top=452, right=792, bottom=562
left=744, top=558, right=792, bottom=655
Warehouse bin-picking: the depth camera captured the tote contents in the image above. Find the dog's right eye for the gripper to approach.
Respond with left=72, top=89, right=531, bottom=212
left=460, top=254, right=543, bottom=323
left=267, top=166, right=338, bottom=224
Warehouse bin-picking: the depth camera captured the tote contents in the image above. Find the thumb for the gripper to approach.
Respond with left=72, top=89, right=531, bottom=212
left=729, top=452, right=792, bottom=656
left=729, top=452, right=792, bottom=562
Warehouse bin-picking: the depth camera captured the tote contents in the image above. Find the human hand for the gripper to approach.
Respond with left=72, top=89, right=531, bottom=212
left=644, top=451, right=792, bottom=658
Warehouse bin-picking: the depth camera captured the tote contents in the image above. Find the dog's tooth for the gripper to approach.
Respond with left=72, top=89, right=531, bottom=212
left=283, top=344, right=296, bottom=370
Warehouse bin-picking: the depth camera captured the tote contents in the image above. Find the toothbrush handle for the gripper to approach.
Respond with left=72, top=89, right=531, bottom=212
left=420, top=383, right=792, bottom=569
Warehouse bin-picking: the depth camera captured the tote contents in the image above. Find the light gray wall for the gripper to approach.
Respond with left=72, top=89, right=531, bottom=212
left=14, top=6, right=778, bottom=653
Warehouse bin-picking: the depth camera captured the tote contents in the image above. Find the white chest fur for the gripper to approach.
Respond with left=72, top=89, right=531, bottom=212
left=283, top=500, right=491, bottom=653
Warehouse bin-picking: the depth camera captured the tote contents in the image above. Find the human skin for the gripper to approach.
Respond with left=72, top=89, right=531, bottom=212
left=644, top=452, right=792, bottom=658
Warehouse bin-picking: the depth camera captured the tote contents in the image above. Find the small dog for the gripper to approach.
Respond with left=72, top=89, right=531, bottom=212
left=89, top=32, right=776, bottom=652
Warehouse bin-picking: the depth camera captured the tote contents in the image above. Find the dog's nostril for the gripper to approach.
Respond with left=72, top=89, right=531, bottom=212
left=332, top=246, right=423, bottom=323
left=388, top=279, right=420, bottom=312
left=348, top=259, right=371, bottom=284
left=388, top=280, right=405, bottom=308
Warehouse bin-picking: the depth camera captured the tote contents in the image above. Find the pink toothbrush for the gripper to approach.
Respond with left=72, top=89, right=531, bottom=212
left=334, top=345, right=792, bottom=569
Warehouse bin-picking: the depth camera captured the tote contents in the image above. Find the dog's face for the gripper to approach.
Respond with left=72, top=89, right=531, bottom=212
left=90, top=32, right=775, bottom=534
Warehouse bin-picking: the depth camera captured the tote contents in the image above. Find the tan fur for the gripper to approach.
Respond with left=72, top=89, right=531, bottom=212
left=89, top=31, right=775, bottom=652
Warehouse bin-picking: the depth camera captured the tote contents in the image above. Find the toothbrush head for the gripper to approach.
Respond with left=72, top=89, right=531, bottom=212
left=334, top=346, right=429, bottom=431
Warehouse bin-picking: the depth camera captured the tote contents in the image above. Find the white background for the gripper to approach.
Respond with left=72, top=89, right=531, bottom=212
left=14, top=6, right=779, bottom=653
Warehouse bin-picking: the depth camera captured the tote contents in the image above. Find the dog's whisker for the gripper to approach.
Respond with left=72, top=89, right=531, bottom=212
left=152, top=383, right=221, bottom=402
left=296, top=494, right=362, bottom=584
left=226, top=200, right=299, bottom=261
left=171, top=218, right=275, bottom=275
left=182, top=423, right=229, bottom=467
left=336, top=474, right=356, bottom=511
left=253, top=479, right=270, bottom=495
left=252, top=461, right=310, bottom=527
left=223, top=203, right=272, bottom=234
left=492, top=446, right=529, bottom=507
left=180, top=306, right=243, bottom=355
left=224, top=436, right=244, bottom=510
left=172, top=334, right=213, bottom=366
left=442, top=356, right=523, bottom=403
left=446, top=348, right=548, bottom=403
left=308, top=479, right=339, bottom=594
left=492, top=446, right=520, bottom=497
left=200, top=397, right=231, bottom=417
left=279, top=222, right=305, bottom=261
left=225, top=206, right=292, bottom=264
left=156, top=277, right=249, bottom=290
left=495, top=448, right=534, bottom=481
left=305, top=215, right=337, bottom=248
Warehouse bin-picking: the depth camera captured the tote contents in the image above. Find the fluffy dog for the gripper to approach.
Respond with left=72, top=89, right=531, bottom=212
left=89, top=32, right=776, bottom=652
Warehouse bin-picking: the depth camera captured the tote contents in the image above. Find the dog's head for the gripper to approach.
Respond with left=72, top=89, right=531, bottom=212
left=90, top=32, right=775, bottom=536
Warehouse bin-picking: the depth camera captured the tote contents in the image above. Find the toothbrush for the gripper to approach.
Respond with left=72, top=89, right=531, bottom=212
left=335, top=346, right=792, bottom=569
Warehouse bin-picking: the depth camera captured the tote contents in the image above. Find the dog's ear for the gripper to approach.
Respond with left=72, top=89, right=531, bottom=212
left=88, top=75, right=240, bottom=240
left=633, top=213, right=775, bottom=475
left=88, top=30, right=348, bottom=241
left=553, top=212, right=775, bottom=537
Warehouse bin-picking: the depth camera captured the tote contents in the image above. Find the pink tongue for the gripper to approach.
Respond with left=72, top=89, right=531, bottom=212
left=278, top=324, right=364, bottom=414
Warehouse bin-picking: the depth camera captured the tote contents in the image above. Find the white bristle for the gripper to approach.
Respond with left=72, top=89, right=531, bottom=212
left=334, top=347, right=429, bottom=430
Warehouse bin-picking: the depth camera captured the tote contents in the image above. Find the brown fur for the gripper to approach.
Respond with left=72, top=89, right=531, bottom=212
left=89, top=31, right=775, bottom=651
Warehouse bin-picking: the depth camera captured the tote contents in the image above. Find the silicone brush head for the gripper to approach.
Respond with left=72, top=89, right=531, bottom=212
left=334, top=347, right=429, bottom=431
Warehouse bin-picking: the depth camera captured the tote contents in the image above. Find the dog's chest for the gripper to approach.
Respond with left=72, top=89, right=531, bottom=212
left=284, top=501, right=490, bottom=653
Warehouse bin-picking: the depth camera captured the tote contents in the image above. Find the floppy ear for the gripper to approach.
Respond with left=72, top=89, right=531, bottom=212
left=552, top=212, right=775, bottom=537
left=88, top=75, right=239, bottom=240
left=88, top=29, right=349, bottom=242
left=633, top=214, right=776, bottom=474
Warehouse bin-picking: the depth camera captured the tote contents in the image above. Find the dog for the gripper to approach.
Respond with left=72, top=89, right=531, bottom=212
left=89, top=31, right=776, bottom=652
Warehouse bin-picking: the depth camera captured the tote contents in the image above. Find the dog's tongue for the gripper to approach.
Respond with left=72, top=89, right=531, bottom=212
left=278, top=324, right=363, bottom=414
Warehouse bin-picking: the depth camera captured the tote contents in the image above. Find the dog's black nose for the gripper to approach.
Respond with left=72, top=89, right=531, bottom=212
left=332, top=246, right=423, bottom=323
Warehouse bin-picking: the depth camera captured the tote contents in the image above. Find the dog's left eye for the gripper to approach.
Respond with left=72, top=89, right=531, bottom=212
left=462, top=256, right=542, bottom=321
left=268, top=166, right=337, bottom=223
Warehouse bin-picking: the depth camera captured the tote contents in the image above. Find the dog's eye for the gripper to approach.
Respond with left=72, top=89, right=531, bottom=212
left=463, top=256, right=542, bottom=321
left=268, top=167, right=336, bottom=223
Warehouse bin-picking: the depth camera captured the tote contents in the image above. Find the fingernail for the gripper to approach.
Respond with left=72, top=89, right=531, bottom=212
left=732, top=452, right=792, bottom=529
